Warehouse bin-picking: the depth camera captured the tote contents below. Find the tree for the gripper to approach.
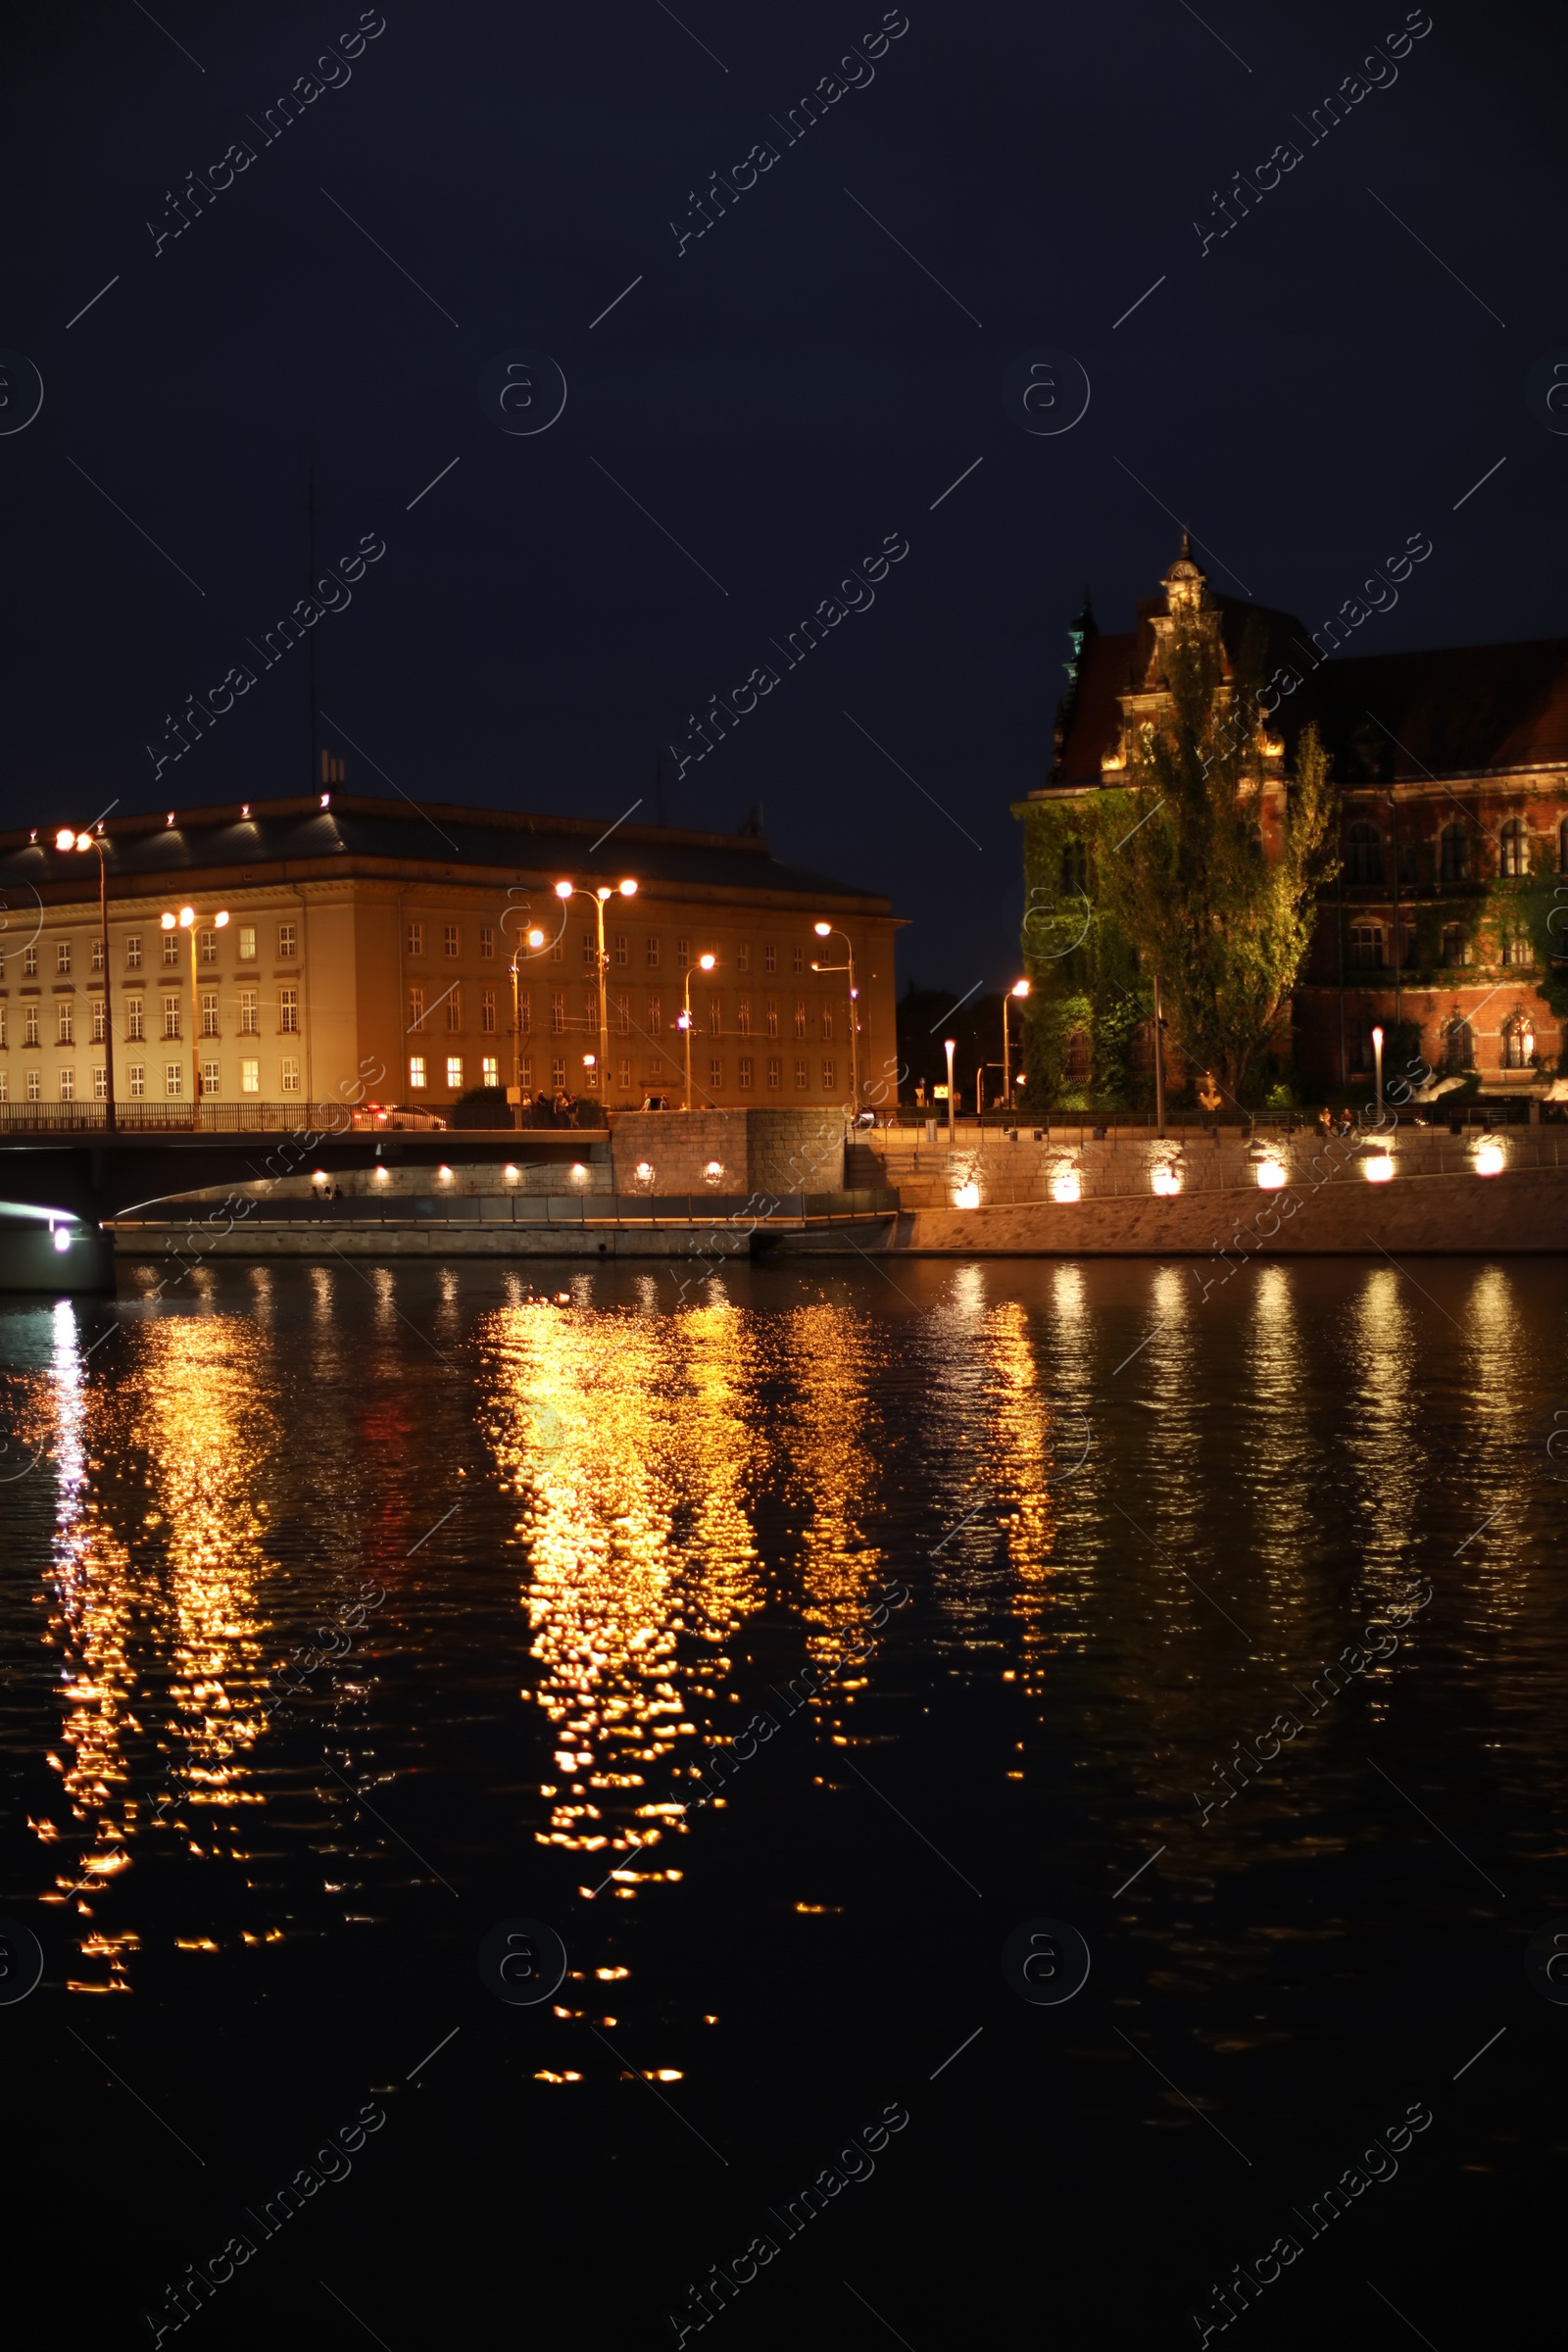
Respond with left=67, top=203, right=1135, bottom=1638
left=1102, top=619, right=1340, bottom=1102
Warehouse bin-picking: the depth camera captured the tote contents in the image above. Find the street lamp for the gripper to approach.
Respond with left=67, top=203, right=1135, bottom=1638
left=678, top=953, right=716, bottom=1111
left=1371, top=1022, right=1385, bottom=1124
left=509, top=922, right=546, bottom=1130
left=810, top=921, right=860, bottom=1108
left=160, top=902, right=228, bottom=1118
left=944, top=1037, right=956, bottom=1144
left=1002, top=978, right=1029, bottom=1105
left=556, top=876, right=637, bottom=1117
left=56, top=825, right=117, bottom=1131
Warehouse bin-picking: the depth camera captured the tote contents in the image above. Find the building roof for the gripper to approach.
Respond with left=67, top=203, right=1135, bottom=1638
left=0, top=793, right=895, bottom=913
left=1300, top=637, right=1568, bottom=780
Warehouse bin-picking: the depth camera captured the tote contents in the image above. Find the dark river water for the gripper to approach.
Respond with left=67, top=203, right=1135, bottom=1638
left=2, top=1254, right=1563, bottom=2350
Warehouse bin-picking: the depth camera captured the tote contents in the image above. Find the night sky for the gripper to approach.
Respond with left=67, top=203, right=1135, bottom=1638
left=3, top=0, right=1561, bottom=995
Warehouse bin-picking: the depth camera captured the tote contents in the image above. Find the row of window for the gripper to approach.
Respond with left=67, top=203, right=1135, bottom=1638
left=406, top=1054, right=839, bottom=1095
left=0, top=924, right=293, bottom=978
left=1347, top=923, right=1534, bottom=970
left=1346, top=1014, right=1537, bottom=1074
left=1343, top=816, right=1565, bottom=886
left=403, top=921, right=810, bottom=973
left=409, top=987, right=843, bottom=1038
left=0, top=990, right=297, bottom=1046
left=0, top=1059, right=302, bottom=1102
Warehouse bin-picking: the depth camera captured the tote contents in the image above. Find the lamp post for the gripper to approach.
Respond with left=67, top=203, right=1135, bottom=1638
left=944, top=1037, right=956, bottom=1144
left=678, top=953, right=716, bottom=1111
left=55, top=825, right=117, bottom=1131
left=1371, top=1022, right=1385, bottom=1124
left=556, top=876, right=637, bottom=1118
left=509, top=923, right=545, bottom=1130
left=160, top=903, right=228, bottom=1120
left=810, top=922, right=860, bottom=1108
left=1152, top=971, right=1166, bottom=1139
left=1003, top=978, right=1029, bottom=1106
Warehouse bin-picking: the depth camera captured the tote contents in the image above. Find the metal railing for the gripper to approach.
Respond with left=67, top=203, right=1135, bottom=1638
left=0, top=1102, right=446, bottom=1136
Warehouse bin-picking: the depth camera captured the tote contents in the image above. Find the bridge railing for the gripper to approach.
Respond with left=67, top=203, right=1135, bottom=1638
left=0, top=1102, right=447, bottom=1136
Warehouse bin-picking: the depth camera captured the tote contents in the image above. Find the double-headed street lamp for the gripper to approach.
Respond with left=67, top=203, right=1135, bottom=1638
left=1002, top=978, right=1029, bottom=1104
left=555, top=876, right=637, bottom=1112
left=159, top=903, right=228, bottom=1115
left=55, top=825, right=117, bottom=1131
left=677, top=953, right=716, bottom=1110
left=810, top=921, right=860, bottom=1108
left=509, top=922, right=546, bottom=1129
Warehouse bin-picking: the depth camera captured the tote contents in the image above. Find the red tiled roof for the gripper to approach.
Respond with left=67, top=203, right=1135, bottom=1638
left=1303, top=637, right=1568, bottom=777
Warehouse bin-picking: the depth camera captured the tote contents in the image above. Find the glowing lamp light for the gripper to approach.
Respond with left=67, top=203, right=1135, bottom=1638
left=312, top=1169, right=328, bottom=1186
left=214, top=909, right=229, bottom=928
left=813, top=922, right=831, bottom=937
left=1362, top=1151, right=1395, bottom=1184
left=54, top=827, right=74, bottom=851
left=504, top=1163, right=519, bottom=1183
left=582, top=1053, right=596, bottom=1068
left=1475, top=1140, right=1505, bottom=1177
left=597, top=886, right=612, bottom=902
left=437, top=1165, right=453, bottom=1183
left=178, top=906, right=195, bottom=928
left=160, top=912, right=176, bottom=931
left=699, top=953, right=716, bottom=973
left=954, top=1182, right=981, bottom=1209
left=634, top=1161, right=654, bottom=1183
left=676, top=1011, right=692, bottom=1031
left=554, top=879, right=573, bottom=900
left=1052, top=1169, right=1082, bottom=1204
left=1010, top=979, right=1030, bottom=999
left=373, top=1166, right=389, bottom=1184
left=569, top=1162, right=587, bottom=1183
left=1152, top=1164, right=1183, bottom=1197
left=704, top=1159, right=723, bottom=1182
left=52, top=1227, right=72, bottom=1253
left=618, top=878, right=638, bottom=897
left=1255, top=1156, right=1288, bottom=1190
left=526, top=928, right=544, bottom=949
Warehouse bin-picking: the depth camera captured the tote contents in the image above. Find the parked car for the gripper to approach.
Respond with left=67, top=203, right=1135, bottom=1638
left=349, top=1102, right=447, bottom=1131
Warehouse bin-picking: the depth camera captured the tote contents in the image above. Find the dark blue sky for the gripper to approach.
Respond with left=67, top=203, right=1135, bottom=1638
left=2, top=0, right=1560, bottom=993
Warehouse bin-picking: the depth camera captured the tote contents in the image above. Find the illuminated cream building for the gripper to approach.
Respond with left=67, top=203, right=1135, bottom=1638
left=0, top=793, right=900, bottom=1115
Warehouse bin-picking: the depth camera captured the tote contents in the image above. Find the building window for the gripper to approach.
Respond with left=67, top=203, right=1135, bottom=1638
left=676, top=939, right=689, bottom=970
left=736, top=997, right=751, bottom=1037
left=1348, top=924, right=1385, bottom=970
left=163, top=994, right=181, bottom=1039
left=822, top=1058, right=836, bottom=1090
left=763, top=942, right=776, bottom=974
left=165, top=1061, right=182, bottom=1098
left=793, top=998, right=808, bottom=1038
left=708, top=995, right=722, bottom=1036
left=407, top=920, right=423, bottom=956
left=126, top=999, right=144, bottom=1041
left=738, top=1055, right=754, bottom=1090
left=1346, top=821, right=1384, bottom=884
left=736, top=942, right=750, bottom=973
left=201, top=1059, right=220, bottom=1095
left=200, top=929, right=219, bottom=963
left=551, top=992, right=565, bottom=1034
left=280, top=1056, right=300, bottom=1094
left=410, top=986, right=425, bottom=1032
left=792, top=945, right=805, bottom=974
left=409, top=1054, right=426, bottom=1089
left=1060, top=840, right=1089, bottom=895
left=580, top=929, right=595, bottom=964
left=1498, top=817, right=1526, bottom=878
left=0, top=1005, right=6, bottom=1045
left=162, top=932, right=179, bottom=967
left=482, top=1055, right=499, bottom=1087
left=766, top=1056, right=781, bottom=1089
left=549, top=934, right=564, bottom=962
left=24, top=1005, right=40, bottom=1046
left=201, top=992, right=219, bottom=1036
left=765, top=998, right=779, bottom=1038
left=608, top=993, right=626, bottom=1035
left=279, top=988, right=299, bottom=1034
left=446, top=988, right=462, bottom=1032
left=1443, top=1017, right=1474, bottom=1073
left=613, top=934, right=628, bottom=966
left=481, top=989, right=496, bottom=1033
left=93, top=1066, right=107, bottom=1100
left=1440, top=823, right=1469, bottom=884
left=519, top=1058, right=533, bottom=1092
left=1560, top=817, right=1568, bottom=875
left=240, top=989, right=258, bottom=1034
left=278, top=923, right=297, bottom=959
left=91, top=938, right=104, bottom=972
left=1441, top=925, right=1470, bottom=967
left=647, top=993, right=662, bottom=1035
left=1502, top=1013, right=1534, bottom=1068
left=57, top=1004, right=74, bottom=1046
left=125, top=935, right=142, bottom=969
left=59, top=1067, right=74, bottom=1101
left=709, top=1057, right=723, bottom=1091
left=617, top=1057, right=632, bottom=1090
left=646, top=936, right=661, bottom=967
left=0, top=1072, right=8, bottom=1102
left=23, top=946, right=37, bottom=976
left=821, top=1001, right=834, bottom=1041
left=238, top=926, right=257, bottom=961
left=26, top=1068, right=40, bottom=1102
left=1503, top=932, right=1533, bottom=968
left=551, top=1058, right=565, bottom=1091
left=516, top=990, right=532, bottom=1034
left=446, top=1055, right=463, bottom=1090
left=90, top=1000, right=106, bottom=1042
left=444, top=923, right=460, bottom=957
left=794, top=1057, right=808, bottom=1089
left=57, top=941, right=72, bottom=974
left=240, top=1059, right=260, bottom=1094
left=129, top=1064, right=146, bottom=1098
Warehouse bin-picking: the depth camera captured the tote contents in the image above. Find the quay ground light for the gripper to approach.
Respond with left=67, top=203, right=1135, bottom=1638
left=55, top=825, right=117, bottom=1131
left=810, top=922, right=860, bottom=1109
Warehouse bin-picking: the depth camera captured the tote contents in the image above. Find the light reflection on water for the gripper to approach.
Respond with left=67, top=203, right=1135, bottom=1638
left=1, top=1255, right=1564, bottom=2015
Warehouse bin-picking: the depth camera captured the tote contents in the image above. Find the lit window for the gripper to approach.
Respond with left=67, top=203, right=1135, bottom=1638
left=93, top=1066, right=107, bottom=1100
left=126, top=999, right=144, bottom=1041
left=165, top=1061, right=182, bottom=1098
left=279, top=987, right=299, bottom=1034
left=446, top=1055, right=464, bottom=1090
left=240, top=1058, right=260, bottom=1094
left=57, top=1004, right=74, bottom=1045
left=1502, top=1015, right=1534, bottom=1069
left=1498, top=817, right=1526, bottom=878
left=24, top=1005, right=39, bottom=1046
left=24, top=946, right=37, bottom=976
left=278, top=923, right=297, bottom=959
left=59, top=1067, right=74, bottom=1101
left=200, top=929, right=219, bottom=963
left=482, top=1055, right=499, bottom=1086
left=794, top=1057, right=808, bottom=1089
left=280, top=1056, right=300, bottom=1093
left=129, top=1064, right=146, bottom=1098
left=201, top=992, right=219, bottom=1036
left=239, top=989, right=258, bottom=1034
left=738, top=1056, right=753, bottom=1090
left=409, top=1054, right=426, bottom=1090
left=162, top=932, right=179, bottom=966
left=57, top=941, right=72, bottom=974
left=766, top=1055, right=781, bottom=1090
left=238, top=925, right=256, bottom=961
left=201, top=1059, right=220, bottom=1096
left=163, top=994, right=181, bottom=1039
left=444, top=923, right=460, bottom=957
left=407, top=920, right=423, bottom=956
left=26, top=1068, right=40, bottom=1102
left=1503, top=933, right=1532, bottom=968
left=125, top=935, right=142, bottom=969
